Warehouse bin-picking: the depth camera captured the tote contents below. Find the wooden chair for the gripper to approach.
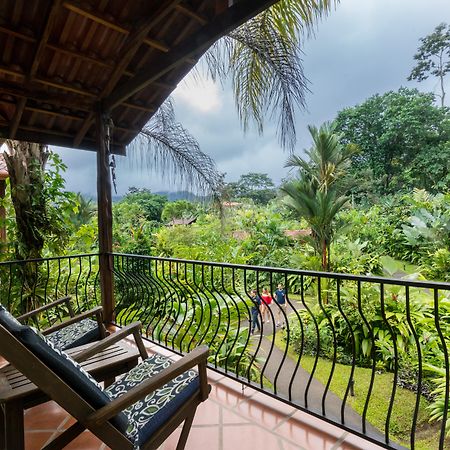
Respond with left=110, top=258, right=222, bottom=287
left=16, top=295, right=107, bottom=350
left=0, top=306, right=210, bottom=450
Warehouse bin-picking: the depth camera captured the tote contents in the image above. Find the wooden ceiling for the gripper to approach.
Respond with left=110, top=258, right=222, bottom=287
left=0, top=0, right=278, bottom=155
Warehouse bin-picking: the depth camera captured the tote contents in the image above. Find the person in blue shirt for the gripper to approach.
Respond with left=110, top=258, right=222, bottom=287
left=249, top=290, right=262, bottom=335
left=274, top=284, right=287, bottom=327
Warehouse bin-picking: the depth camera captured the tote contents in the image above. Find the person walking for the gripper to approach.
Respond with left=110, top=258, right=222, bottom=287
left=261, top=287, right=272, bottom=323
left=249, top=290, right=262, bottom=335
left=274, top=284, right=287, bottom=327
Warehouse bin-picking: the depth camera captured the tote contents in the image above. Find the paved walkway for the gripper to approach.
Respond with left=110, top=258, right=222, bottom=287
left=255, top=335, right=388, bottom=445
left=244, top=298, right=400, bottom=448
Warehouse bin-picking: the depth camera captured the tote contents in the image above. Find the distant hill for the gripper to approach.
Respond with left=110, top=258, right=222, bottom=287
left=155, top=191, right=208, bottom=202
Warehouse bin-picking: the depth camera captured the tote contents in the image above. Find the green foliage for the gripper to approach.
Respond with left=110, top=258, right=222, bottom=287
left=334, top=88, right=450, bottom=196
left=225, top=172, right=277, bottom=205
left=70, top=193, right=96, bottom=229
left=161, top=200, right=197, bottom=222
left=122, top=188, right=167, bottom=222
left=3, top=151, right=78, bottom=260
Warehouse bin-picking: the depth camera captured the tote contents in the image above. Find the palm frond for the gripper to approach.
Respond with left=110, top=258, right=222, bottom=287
left=127, top=99, right=223, bottom=201
left=204, top=1, right=338, bottom=151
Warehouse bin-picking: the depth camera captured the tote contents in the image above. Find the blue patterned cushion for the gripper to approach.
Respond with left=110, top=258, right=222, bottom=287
left=47, top=318, right=101, bottom=350
left=105, top=354, right=200, bottom=448
left=0, top=305, right=128, bottom=432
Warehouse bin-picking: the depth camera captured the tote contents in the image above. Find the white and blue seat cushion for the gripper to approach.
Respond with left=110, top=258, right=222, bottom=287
left=105, top=354, right=199, bottom=447
left=46, top=318, right=101, bottom=350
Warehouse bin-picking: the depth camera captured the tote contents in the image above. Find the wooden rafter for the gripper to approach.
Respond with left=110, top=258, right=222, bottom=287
left=0, top=125, right=126, bottom=155
left=73, top=0, right=182, bottom=146
left=0, top=25, right=37, bottom=43
left=0, top=83, right=93, bottom=111
left=104, top=0, right=279, bottom=111
left=9, top=0, right=62, bottom=139
left=176, top=4, right=208, bottom=25
left=62, top=1, right=171, bottom=53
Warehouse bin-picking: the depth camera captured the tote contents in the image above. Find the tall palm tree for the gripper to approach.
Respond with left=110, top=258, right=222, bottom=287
left=281, top=122, right=355, bottom=270
left=285, top=122, right=356, bottom=190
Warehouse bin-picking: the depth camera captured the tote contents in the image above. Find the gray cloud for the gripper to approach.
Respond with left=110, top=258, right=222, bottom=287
left=53, top=0, right=450, bottom=197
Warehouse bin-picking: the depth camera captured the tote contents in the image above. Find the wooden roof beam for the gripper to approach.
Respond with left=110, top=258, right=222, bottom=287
left=46, top=42, right=111, bottom=68
left=0, top=82, right=93, bottom=111
left=103, top=0, right=280, bottom=111
left=0, top=126, right=126, bottom=155
left=0, top=65, right=25, bottom=80
left=35, top=77, right=97, bottom=97
left=122, top=102, right=155, bottom=113
left=74, top=0, right=182, bottom=147
left=0, top=25, right=37, bottom=43
left=62, top=1, right=171, bottom=53
left=175, top=4, right=208, bottom=25
left=9, top=0, right=62, bottom=139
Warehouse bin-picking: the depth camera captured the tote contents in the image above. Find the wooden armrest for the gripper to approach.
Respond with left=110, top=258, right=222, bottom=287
left=17, top=296, right=73, bottom=322
left=73, top=322, right=147, bottom=363
left=42, top=306, right=104, bottom=335
left=86, top=346, right=210, bottom=427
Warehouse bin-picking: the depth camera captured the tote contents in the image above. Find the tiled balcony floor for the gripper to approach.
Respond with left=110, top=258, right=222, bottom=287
left=22, top=341, right=383, bottom=450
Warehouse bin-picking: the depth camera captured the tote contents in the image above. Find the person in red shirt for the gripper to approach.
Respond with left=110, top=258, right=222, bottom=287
left=260, top=287, right=273, bottom=323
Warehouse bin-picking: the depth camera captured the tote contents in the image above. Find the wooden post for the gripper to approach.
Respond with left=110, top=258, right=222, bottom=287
left=96, top=110, right=114, bottom=323
left=0, top=179, right=6, bottom=244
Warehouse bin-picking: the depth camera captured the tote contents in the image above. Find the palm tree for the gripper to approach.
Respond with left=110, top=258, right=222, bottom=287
left=281, top=122, right=355, bottom=270
left=126, top=1, right=339, bottom=219
left=204, top=0, right=338, bottom=151
left=132, top=1, right=339, bottom=185
left=71, top=193, right=96, bottom=229
left=130, top=100, right=223, bottom=200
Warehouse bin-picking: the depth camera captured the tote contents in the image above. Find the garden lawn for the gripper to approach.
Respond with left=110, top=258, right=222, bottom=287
left=274, top=333, right=444, bottom=450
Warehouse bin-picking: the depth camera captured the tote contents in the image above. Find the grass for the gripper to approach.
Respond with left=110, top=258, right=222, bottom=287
left=274, top=332, right=446, bottom=450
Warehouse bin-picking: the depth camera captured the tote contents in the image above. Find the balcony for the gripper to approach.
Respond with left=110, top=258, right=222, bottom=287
left=21, top=341, right=379, bottom=450
left=1, top=253, right=450, bottom=449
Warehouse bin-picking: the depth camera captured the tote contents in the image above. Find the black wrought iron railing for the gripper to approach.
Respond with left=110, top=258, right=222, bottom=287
left=112, top=253, right=450, bottom=450
left=0, top=254, right=100, bottom=323
left=1, top=252, right=449, bottom=448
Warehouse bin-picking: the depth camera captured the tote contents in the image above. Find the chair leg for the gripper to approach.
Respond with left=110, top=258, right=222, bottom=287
left=2, top=401, right=24, bottom=450
left=42, top=422, right=85, bottom=450
left=176, top=409, right=196, bottom=450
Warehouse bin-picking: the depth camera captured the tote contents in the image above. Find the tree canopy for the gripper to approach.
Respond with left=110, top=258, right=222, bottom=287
left=408, top=22, right=450, bottom=108
left=122, top=188, right=167, bottom=223
left=334, top=88, right=450, bottom=199
left=225, top=172, right=277, bottom=205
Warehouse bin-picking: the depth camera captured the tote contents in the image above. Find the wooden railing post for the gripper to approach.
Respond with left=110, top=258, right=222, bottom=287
left=96, top=109, right=114, bottom=323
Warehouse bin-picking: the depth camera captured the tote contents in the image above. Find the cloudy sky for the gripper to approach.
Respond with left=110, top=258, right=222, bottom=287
left=53, top=0, right=450, bottom=198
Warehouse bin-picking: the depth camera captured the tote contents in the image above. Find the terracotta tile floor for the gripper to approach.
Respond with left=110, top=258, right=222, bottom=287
left=23, top=342, right=383, bottom=450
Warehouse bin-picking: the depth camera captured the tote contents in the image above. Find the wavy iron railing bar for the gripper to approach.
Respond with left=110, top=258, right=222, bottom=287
left=111, top=253, right=450, bottom=450
left=0, top=254, right=100, bottom=326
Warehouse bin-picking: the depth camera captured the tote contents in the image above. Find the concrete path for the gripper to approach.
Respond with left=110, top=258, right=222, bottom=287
left=253, top=334, right=388, bottom=445
left=242, top=296, right=393, bottom=446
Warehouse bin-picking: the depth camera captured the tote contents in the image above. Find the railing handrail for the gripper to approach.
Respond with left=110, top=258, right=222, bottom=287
left=0, top=253, right=100, bottom=266
left=109, top=252, right=450, bottom=291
